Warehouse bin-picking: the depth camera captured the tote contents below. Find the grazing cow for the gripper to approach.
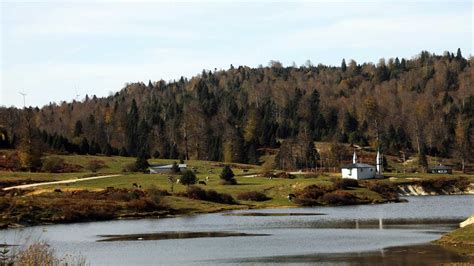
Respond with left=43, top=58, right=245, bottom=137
left=54, top=188, right=62, bottom=193
left=132, top=183, right=138, bottom=188
left=176, top=179, right=181, bottom=184
left=287, top=193, right=296, bottom=201
left=198, top=181, right=207, bottom=185
left=205, top=176, right=210, bottom=181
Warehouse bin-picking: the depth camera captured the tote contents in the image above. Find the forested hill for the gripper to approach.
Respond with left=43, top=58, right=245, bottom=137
left=1, top=50, right=472, bottom=169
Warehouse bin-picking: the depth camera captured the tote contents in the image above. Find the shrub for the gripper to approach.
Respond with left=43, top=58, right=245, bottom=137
left=364, top=181, right=398, bottom=198
left=134, top=153, right=150, bottom=172
left=15, top=242, right=86, bottom=265
left=41, top=156, right=65, bottom=173
left=122, top=162, right=137, bottom=172
left=418, top=176, right=471, bottom=193
left=293, top=184, right=335, bottom=206
left=180, top=170, right=197, bottom=185
left=171, top=162, right=180, bottom=173
left=220, top=165, right=237, bottom=185
left=333, top=178, right=359, bottom=190
left=87, top=159, right=106, bottom=172
left=179, top=186, right=236, bottom=204
left=321, top=191, right=358, bottom=205
left=237, top=191, right=270, bottom=201
left=454, top=176, right=470, bottom=191
left=275, top=172, right=296, bottom=179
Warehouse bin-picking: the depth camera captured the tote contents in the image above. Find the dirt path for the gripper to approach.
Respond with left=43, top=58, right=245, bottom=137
left=2, top=174, right=121, bottom=191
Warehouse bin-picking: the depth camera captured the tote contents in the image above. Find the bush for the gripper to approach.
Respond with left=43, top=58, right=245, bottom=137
left=15, top=242, right=86, bottom=265
left=122, top=162, right=137, bottom=172
left=220, top=165, right=237, bottom=185
left=145, top=187, right=169, bottom=205
left=333, top=178, right=359, bottom=190
left=275, top=172, right=296, bottom=179
left=237, top=191, right=270, bottom=201
left=364, top=181, right=398, bottom=198
left=417, top=176, right=470, bottom=193
left=293, top=184, right=335, bottom=206
left=178, top=186, right=236, bottom=204
left=321, top=191, right=358, bottom=205
left=41, top=156, right=65, bottom=173
left=171, top=162, right=180, bottom=173
left=87, top=159, right=106, bottom=172
left=180, top=170, right=197, bottom=185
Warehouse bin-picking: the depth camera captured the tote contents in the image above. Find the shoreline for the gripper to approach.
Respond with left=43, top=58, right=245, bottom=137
left=2, top=193, right=472, bottom=230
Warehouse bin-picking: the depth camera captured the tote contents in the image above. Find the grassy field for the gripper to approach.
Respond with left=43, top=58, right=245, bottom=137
left=435, top=224, right=474, bottom=258
left=0, top=153, right=473, bottom=228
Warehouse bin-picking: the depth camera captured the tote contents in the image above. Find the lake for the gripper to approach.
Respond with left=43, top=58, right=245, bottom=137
left=2, top=195, right=473, bottom=265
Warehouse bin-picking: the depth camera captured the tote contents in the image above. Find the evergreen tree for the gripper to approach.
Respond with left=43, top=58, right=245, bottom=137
left=79, top=137, right=89, bottom=155
left=171, top=161, right=180, bottom=173
left=73, top=120, right=83, bottom=137
left=180, top=170, right=197, bottom=185
left=456, top=48, right=462, bottom=59
left=341, top=59, right=347, bottom=72
left=220, top=165, right=237, bottom=185
left=418, top=147, right=428, bottom=172
left=135, top=147, right=150, bottom=172
left=126, top=99, right=139, bottom=156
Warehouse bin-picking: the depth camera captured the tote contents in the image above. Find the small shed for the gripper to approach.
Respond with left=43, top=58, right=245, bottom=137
left=341, top=163, right=376, bottom=180
left=429, top=165, right=452, bottom=174
left=149, top=164, right=187, bottom=174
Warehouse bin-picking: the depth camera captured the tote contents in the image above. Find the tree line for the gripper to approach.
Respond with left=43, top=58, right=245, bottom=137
left=0, top=49, right=472, bottom=171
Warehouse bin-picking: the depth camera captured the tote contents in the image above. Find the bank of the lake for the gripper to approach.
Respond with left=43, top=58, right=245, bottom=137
left=435, top=223, right=474, bottom=258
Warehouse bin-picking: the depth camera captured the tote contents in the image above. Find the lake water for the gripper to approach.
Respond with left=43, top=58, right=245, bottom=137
left=1, top=195, right=473, bottom=265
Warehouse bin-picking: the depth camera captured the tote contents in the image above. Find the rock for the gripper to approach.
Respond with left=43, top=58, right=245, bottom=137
left=460, top=214, right=474, bottom=228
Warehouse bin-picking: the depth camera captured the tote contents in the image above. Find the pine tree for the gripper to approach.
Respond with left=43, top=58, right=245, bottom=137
left=341, top=59, right=347, bottom=72
left=456, top=48, right=462, bottom=59
left=220, top=165, right=236, bottom=185
left=126, top=99, right=139, bottom=156
left=180, top=170, right=197, bottom=185
left=79, top=137, right=89, bottom=155
left=73, top=120, right=83, bottom=137
left=135, top=147, right=150, bottom=172
left=418, top=148, right=428, bottom=172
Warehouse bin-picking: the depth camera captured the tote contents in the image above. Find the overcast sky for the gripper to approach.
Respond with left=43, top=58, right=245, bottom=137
left=1, top=0, right=472, bottom=108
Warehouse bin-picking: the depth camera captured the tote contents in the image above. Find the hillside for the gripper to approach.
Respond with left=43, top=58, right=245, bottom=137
left=0, top=50, right=472, bottom=172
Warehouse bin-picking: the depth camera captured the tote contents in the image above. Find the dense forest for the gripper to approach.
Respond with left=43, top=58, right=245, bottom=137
left=0, top=50, right=472, bottom=171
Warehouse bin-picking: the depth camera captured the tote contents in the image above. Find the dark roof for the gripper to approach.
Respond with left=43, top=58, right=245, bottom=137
left=430, top=165, right=451, bottom=170
left=341, top=163, right=375, bottom=169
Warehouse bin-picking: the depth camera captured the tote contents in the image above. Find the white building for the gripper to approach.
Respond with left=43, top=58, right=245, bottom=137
left=341, top=150, right=383, bottom=180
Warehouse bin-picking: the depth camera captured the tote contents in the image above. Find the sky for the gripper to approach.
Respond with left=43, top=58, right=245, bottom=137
left=1, top=0, right=472, bottom=108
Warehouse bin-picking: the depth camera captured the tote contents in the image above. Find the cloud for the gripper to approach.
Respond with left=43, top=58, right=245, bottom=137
left=1, top=1, right=472, bottom=107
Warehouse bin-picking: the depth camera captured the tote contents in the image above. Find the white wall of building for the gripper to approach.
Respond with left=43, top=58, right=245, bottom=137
left=342, top=167, right=376, bottom=180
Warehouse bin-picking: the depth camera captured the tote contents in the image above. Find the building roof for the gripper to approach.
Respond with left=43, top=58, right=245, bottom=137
left=430, top=165, right=451, bottom=170
left=149, top=164, right=187, bottom=169
left=341, top=163, right=375, bottom=169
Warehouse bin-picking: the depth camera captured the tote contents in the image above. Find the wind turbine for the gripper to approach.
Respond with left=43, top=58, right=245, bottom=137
left=19, top=91, right=27, bottom=108
left=74, top=85, right=81, bottom=101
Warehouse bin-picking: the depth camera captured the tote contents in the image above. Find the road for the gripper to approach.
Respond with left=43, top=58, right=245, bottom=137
left=2, top=174, right=121, bottom=191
